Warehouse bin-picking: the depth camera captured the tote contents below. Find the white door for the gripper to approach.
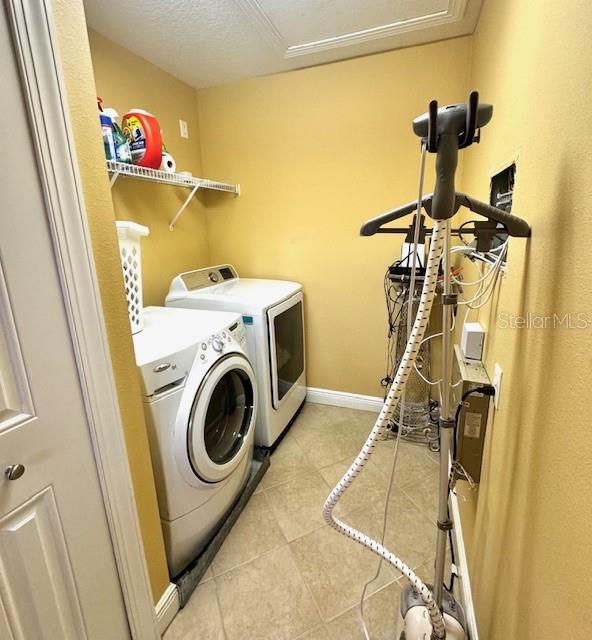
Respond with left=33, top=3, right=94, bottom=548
left=0, top=9, right=130, bottom=640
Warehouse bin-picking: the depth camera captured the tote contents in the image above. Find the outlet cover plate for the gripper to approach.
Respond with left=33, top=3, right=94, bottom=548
left=179, top=120, right=189, bottom=139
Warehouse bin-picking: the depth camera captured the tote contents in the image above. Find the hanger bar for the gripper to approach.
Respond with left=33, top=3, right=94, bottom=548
left=376, top=226, right=497, bottom=236
left=454, top=193, right=530, bottom=237
left=360, top=192, right=531, bottom=238
left=360, top=198, right=428, bottom=236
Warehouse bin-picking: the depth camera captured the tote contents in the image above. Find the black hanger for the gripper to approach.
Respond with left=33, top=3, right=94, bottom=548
left=360, top=192, right=530, bottom=238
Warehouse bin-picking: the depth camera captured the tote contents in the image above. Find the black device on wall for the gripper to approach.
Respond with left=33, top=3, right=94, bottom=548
left=484, top=162, right=517, bottom=250
left=490, top=162, right=516, bottom=212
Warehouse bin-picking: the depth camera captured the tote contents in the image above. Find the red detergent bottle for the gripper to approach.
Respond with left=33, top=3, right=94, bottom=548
left=122, top=109, right=163, bottom=169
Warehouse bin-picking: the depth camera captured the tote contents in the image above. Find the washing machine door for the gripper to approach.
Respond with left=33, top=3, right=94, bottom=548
left=187, top=353, right=256, bottom=483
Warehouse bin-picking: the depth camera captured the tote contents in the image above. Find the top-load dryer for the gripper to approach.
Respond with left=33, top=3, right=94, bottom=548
left=166, top=265, right=306, bottom=447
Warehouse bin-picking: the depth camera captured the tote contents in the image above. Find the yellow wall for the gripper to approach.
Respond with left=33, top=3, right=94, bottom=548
left=88, top=30, right=209, bottom=306
left=456, top=0, right=592, bottom=638
left=196, top=38, right=472, bottom=396
left=53, top=1, right=170, bottom=603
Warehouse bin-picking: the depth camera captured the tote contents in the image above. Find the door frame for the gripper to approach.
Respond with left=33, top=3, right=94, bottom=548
left=5, top=1, right=159, bottom=638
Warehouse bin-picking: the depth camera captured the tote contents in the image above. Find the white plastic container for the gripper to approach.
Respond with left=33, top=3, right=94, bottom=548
left=461, top=321, right=485, bottom=360
left=115, top=221, right=150, bottom=334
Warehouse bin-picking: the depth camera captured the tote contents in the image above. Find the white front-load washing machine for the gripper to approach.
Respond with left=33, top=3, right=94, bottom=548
left=133, top=306, right=257, bottom=577
left=166, top=265, right=306, bottom=447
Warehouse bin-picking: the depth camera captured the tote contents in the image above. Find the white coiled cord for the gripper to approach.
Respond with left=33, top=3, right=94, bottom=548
left=322, top=219, right=448, bottom=639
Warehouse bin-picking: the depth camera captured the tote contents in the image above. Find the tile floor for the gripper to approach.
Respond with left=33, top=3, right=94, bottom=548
left=164, top=403, right=445, bottom=640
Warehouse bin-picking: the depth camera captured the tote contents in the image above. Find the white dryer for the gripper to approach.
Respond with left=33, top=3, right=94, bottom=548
left=166, top=265, right=306, bottom=447
left=133, top=306, right=256, bottom=577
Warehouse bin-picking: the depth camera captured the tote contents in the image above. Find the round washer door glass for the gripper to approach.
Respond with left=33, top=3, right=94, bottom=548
left=204, top=368, right=254, bottom=464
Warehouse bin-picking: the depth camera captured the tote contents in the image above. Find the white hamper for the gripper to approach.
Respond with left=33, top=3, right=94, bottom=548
left=115, top=221, right=150, bottom=334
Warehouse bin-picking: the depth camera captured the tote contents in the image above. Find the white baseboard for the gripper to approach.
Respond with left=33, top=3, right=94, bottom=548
left=306, top=386, right=383, bottom=412
left=449, top=491, right=479, bottom=640
left=155, top=582, right=180, bottom=636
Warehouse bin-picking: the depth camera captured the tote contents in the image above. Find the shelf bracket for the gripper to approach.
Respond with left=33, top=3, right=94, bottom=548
left=109, top=170, right=119, bottom=187
left=169, top=185, right=200, bottom=230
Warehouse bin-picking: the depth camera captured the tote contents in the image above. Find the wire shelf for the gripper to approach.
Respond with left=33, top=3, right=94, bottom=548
left=106, top=160, right=240, bottom=230
left=106, top=160, right=240, bottom=194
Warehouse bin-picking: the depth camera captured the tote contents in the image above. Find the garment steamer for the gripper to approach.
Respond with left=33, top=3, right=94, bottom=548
left=323, top=92, right=531, bottom=639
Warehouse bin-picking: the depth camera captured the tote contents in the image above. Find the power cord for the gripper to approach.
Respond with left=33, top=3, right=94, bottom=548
left=358, top=143, right=430, bottom=639
left=447, top=508, right=457, bottom=592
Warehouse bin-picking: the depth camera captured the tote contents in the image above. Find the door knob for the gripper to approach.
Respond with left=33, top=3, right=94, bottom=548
left=5, top=464, right=25, bottom=480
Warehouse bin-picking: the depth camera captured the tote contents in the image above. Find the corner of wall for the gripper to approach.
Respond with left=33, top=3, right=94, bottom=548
left=193, top=87, right=213, bottom=265
left=52, top=0, right=170, bottom=604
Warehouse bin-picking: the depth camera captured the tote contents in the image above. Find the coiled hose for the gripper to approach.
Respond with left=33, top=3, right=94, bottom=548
left=322, top=219, right=448, bottom=639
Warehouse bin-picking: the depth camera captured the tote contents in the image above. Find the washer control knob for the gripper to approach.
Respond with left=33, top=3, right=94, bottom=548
left=212, top=337, right=224, bottom=352
left=208, top=272, right=219, bottom=283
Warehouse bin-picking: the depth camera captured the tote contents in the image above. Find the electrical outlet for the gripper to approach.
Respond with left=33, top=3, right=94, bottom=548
left=179, top=119, right=189, bottom=139
left=492, top=363, right=503, bottom=409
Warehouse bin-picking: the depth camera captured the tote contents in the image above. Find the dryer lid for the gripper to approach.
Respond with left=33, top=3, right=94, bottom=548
left=167, top=275, right=302, bottom=312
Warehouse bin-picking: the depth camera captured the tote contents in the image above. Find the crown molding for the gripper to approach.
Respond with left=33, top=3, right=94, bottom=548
left=235, top=0, right=469, bottom=59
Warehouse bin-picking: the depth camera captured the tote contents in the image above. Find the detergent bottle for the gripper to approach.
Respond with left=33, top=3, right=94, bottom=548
left=122, top=109, right=163, bottom=169
left=103, top=107, right=132, bottom=163
left=98, top=97, right=116, bottom=161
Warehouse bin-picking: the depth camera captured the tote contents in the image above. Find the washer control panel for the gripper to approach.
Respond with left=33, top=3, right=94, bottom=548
left=199, top=334, right=226, bottom=361
left=197, top=319, right=245, bottom=362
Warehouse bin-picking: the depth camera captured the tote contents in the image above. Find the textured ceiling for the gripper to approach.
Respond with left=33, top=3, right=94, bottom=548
left=84, top=0, right=483, bottom=88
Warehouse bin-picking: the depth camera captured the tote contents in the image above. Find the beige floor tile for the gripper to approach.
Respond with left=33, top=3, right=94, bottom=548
left=303, top=432, right=363, bottom=469
left=335, top=489, right=437, bottom=576
left=292, top=408, right=369, bottom=469
left=215, top=546, right=321, bottom=640
left=412, top=558, right=438, bottom=586
left=163, top=581, right=225, bottom=640
left=295, top=625, right=331, bottom=639
left=426, top=446, right=440, bottom=464
left=211, top=492, right=286, bottom=576
left=420, top=545, right=454, bottom=588
left=370, top=438, right=438, bottom=487
left=325, top=581, right=403, bottom=639
left=345, top=408, right=380, bottom=433
left=341, top=408, right=384, bottom=445
left=318, top=456, right=391, bottom=519
left=199, top=565, right=213, bottom=584
left=402, top=469, right=439, bottom=522
left=290, top=524, right=397, bottom=622
left=260, top=434, right=315, bottom=490
left=381, top=492, right=438, bottom=572
left=290, top=403, right=343, bottom=435
left=175, top=405, right=445, bottom=640
left=265, top=471, right=330, bottom=541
